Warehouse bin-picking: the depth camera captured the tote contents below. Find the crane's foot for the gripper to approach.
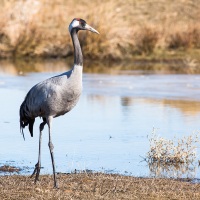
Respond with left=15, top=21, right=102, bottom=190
left=30, top=162, right=41, bottom=183
left=53, top=184, right=59, bottom=189
left=52, top=173, right=58, bottom=189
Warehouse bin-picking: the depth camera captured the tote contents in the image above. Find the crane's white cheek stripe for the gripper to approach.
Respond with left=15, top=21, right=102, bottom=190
left=69, top=20, right=79, bottom=32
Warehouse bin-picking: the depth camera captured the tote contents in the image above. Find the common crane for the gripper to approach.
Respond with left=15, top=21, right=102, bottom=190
left=19, top=18, right=99, bottom=188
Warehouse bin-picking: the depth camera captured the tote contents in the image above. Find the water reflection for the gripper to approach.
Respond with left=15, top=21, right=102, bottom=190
left=141, top=99, right=200, bottom=116
left=0, top=59, right=71, bottom=75
left=1, top=58, right=200, bottom=76
left=121, top=97, right=133, bottom=107
left=148, top=162, right=197, bottom=179
left=119, top=97, right=200, bottom=117
left=0, top=59, right=136, bottom=75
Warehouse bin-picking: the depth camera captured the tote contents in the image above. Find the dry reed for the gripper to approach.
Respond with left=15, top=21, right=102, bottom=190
left=146, top=129, right=199, bottom=165
left=0, top=0, right=200, bottom=61
left=0, top=0, right=133, bottom=60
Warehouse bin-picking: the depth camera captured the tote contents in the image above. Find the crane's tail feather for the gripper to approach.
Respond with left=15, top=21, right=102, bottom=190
left=20, top=118, right=35, bottom=139
left=20, top=119, right=28, bottom=140
left=28, top=119, right=35, bottom=137
left=20, top=100, right=35, bottom=139
left=20, top=125, right=25, bottom=141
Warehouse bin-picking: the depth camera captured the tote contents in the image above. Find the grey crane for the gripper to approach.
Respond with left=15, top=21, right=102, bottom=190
left=19, top=18, right=99, bottom=188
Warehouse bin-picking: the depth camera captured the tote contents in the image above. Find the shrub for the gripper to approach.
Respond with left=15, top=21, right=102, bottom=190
left=134, top=27, right=159, bottom=55
left=167, top=27, right=200, bottom=50
left=146, top=129, right=199, bottom=164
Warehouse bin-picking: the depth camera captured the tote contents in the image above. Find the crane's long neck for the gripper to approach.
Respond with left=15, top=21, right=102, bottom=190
left=70, top=29, right=83, bottom=66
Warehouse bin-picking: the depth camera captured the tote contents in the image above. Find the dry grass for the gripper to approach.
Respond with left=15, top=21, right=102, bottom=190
left=0, top=0, right=133, bottom=60
left=134, top=26, right=160, bottom=55
left=145, top=130, right=200, bottom=179
left=167, top=26, right=200, bottom=50
left=1, top=173, right=200, bottom=199
left=0, top=0, right=200, bottom=61
left=146, top=129, right=199, bottom=165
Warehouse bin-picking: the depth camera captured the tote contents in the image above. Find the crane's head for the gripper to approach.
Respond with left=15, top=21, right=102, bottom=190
left=69, top=18, right=99, bottom=34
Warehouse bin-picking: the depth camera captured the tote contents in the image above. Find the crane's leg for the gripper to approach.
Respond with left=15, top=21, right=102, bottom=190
left=30, top=119, right=46, bottom=182
left=47, top=116, right=58, bottom=188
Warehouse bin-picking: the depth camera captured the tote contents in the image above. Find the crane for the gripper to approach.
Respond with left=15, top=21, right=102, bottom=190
left=19, top=18, right=99, bottom=188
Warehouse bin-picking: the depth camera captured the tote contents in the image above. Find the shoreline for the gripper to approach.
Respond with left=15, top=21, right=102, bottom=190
left=1, top=52, right=200, bottom=74
left=1, top=172, right=200, bottom=199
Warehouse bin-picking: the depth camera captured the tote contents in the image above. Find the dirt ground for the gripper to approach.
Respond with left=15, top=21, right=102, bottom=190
left=0, top=173, right=200, bottom=200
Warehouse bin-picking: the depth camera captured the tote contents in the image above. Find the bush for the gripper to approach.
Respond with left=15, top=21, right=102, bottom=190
left=146, top=129, right=199, bottom=164
left=134, top=27, right=159, bottom=55
left=167, top=27, right=200, bottom=50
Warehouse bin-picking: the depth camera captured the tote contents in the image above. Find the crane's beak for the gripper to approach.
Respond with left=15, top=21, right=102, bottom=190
left=85, top=24, right=100, bottom=34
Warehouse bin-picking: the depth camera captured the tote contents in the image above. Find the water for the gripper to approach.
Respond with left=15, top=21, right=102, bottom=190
left=1, top=60, right=200, bottom=179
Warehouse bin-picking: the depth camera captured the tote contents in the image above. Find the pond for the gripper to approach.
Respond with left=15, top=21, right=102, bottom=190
left=0, top=59, right=200, bottom=179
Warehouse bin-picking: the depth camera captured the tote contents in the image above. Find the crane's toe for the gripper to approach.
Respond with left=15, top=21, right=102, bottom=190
left=30, top=162, right=41, bottom=182
left=53, top=184, right=59, bottom=189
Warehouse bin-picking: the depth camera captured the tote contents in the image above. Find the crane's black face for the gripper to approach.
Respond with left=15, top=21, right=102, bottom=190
left=78, top=19, right=87, bottom=29
left=69, top=18, right=99, bottom=34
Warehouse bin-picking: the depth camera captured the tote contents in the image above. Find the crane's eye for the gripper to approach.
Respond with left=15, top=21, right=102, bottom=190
left=81, top=22, right=85, bottom=28
left=79, top=19, right=86, bottom=27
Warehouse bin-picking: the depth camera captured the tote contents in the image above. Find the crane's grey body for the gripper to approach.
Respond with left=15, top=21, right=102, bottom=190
left=20, top=65, right=82, bottom=121
left=19, top=18, right=99, bottom=188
